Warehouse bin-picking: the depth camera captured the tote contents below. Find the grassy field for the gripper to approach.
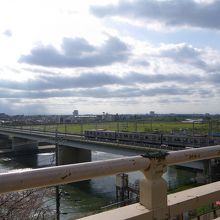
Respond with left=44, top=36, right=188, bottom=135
left=23, top=120, right=220, bottom=135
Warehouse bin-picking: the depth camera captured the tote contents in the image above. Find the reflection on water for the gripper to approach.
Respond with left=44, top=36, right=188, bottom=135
left=0, top=150, right=197, bottom=220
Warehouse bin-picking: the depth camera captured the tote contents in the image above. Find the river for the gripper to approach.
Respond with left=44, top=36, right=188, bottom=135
left=0, top=150, right=198, bottom=220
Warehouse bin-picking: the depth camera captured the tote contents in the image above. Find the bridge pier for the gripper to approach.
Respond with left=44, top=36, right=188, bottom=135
left=11, top=137, right=38, bottom=152
left=194, top=159, right=212, bottom=184
left=58, top=146, right=91, bottom=165
left=203, top=159, right=212, bottom=183
left=0, top=135, right=11, bottom=149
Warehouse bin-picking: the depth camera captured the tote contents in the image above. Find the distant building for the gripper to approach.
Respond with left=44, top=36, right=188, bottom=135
left=73, top=110, right=79, bottom=117
left=149, top=111, right=155, bottom=116
left=182, top=119, right=204, bottom=123
left=0, top=113, right=9, bottom=120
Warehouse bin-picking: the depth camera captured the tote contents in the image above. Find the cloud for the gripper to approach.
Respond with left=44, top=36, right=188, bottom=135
left=161, top=44, right=201, bottom=60
left=158, top=98, right=188, bottom=104
left=208, top=72, right=220, bottom=84
left=0, top=72, right=202, bottom=91
left=91, top=0, right=220, bottom=30
left=125, top=72, right=202, bottom=84
left=0, top=84, right=211, bottom=100
left=3, top=29, right=12, bottom=37
left=19, top=36, right=130, bottom=67
left=0, top=99, right=48, bottom=115
left=160, top=43, right=208, bottom=69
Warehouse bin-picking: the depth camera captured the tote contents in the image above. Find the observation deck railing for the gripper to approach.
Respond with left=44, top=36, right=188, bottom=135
left=0, top=145, right=220, bottom=219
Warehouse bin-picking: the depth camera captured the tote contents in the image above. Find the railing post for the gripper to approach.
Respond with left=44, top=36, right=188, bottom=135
left=140, top=158, right=168, bottom=220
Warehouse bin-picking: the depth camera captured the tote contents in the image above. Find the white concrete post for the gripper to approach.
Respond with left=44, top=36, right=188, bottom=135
left=140, top=158, right=168, bottom=220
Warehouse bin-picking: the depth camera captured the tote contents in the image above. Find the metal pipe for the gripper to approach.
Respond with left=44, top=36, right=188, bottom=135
left=0, top=145, right=220, bottom=194
left=166, top=145, right=220, bottom=165
left=0, top=156, right=150, bottom=194
left=55, top=129, right=60, bottom=220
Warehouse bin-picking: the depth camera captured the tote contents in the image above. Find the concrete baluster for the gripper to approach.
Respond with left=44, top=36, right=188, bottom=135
left=140, top=158, right=168, bottom=220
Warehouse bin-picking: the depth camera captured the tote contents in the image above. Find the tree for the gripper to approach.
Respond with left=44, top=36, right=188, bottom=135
left=0, top=188, right=54, bottom=220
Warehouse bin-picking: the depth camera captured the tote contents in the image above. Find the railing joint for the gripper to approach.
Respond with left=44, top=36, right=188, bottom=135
left=141, top=151, right=169, bottom=159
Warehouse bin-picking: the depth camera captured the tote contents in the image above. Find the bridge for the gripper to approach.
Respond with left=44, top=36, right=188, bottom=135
left=0, top=126, right=152, bottom=165
left=0, top=145, right=220, bottom=219
left=0, top=126, right=215, bottom=181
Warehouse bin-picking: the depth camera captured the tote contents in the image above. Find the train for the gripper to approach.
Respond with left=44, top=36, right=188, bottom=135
left=84, top=130, right=220, bottom=148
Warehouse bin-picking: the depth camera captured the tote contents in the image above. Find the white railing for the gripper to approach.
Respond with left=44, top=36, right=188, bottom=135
left=0, top=145, right=220, bottom=219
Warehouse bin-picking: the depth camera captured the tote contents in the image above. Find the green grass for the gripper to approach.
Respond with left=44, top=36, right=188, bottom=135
left=24, top=120, right=220, bottom=135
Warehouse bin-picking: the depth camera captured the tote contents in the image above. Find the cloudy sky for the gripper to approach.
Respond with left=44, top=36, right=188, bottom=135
left=1, top=0, right=220, bottom=115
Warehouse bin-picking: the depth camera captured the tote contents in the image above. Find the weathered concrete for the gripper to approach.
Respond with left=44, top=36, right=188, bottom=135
left=58, top=145, right=91, bottom=165
left=79, top=181, right=220, bottom=220
left=78, top=204, right=152, bottom=220
left=168, top=181, right=220, bottom=218
left=0, top=155, right=150, bottom=193
left=140, top=159, right=168, bottom=220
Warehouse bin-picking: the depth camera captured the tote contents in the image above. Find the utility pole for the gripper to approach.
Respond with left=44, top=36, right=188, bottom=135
left=80, top=121, right=83, bottom=136
left=208, top=120, right=212, bottom=145
left=65, top=124, right=67, bottom=136
left=192, top=121, right=195, bottom=147
left=116, top=114, right=119, bottom=132
left=150, top=118, right=153, bottom=132
left=134, top=116, right=137, bottom=132
left=55, top=130, right=60, bottom=220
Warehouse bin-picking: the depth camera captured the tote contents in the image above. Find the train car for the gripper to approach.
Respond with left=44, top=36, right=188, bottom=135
left=142, top=133, right=162, bottom=145
left=84, top=130, right=97, bottom=139
left=116, top=132, right=143, bottom=144
left=116, top=132, right=134, bottom=143
left=98, top=130, right=116, bottom=140
left=84, top=130, right=218, bottom=148
left=85, top=130, right=116, bottom=141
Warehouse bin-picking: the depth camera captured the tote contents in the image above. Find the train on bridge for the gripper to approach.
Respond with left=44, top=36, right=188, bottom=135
left=84, top=130, right=220, bottom=148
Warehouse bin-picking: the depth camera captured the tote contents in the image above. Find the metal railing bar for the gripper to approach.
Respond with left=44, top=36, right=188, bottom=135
left=0, top=156, right=150, bottom=194
left=166, top=145, right=220, bottom=165
left=0, top=145, right=220, bottom=194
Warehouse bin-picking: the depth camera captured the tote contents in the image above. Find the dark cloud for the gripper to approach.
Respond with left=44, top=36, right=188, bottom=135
left=0, top=73, right=120, bottom=90
left=3, top=29, right=12, bottom=37
left=19, top=36, right=130, bottom=67
left=91, top=0, right=220, bottom=30
left=0, top=99, right=48, bottom=115
left=160, top=44, right=209, bottom=70
left=161, top=44, right=200, bottom=60
left=0, top=72, right=202, bottom=91
left=69, top=86, right=212, bottom=99
left=131, top=59, right=150, bottom=66
left=0, top=85, right=211, bottom=100
left=208, top=72, right=220, bottom=84
left=158, top=98, right=188, bottom=104
left=125, top=72, right=202, bottom=84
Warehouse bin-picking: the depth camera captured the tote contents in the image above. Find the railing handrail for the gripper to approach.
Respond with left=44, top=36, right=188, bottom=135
left=0, top=156, right=150, bottom=194
left=166, top=144, right=220, bottom=165
left=0, top=145, right=220, bottom=194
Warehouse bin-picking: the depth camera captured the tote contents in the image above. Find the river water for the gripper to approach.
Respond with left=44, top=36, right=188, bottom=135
left=0, top=150, right=198, bottom=220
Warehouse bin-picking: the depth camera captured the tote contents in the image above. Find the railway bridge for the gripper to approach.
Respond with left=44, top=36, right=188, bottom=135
left=0, top=126, right=150, bottom=165
left=0, top=126, right=216, bottom=183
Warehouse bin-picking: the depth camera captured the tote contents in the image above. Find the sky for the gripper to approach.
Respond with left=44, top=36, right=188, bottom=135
left=0, top=0, right=220, bottom=115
